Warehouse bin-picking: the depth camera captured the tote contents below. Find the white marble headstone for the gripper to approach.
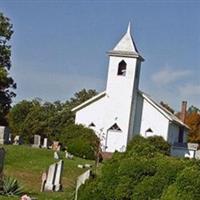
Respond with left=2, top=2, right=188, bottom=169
left=54, top=152, right=59, bottom=159
left=54, top=160, right=63, bottom=191
left=43, top=160, right=63, bottom=192
left=42, top=138, right=48, bottom=148
left=44, top=163, right=56, bottom=191
left=75, top=170, right=91, bottom=200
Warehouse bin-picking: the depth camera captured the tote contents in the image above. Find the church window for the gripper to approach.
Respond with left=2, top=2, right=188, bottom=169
left=178, top=127, right=184, bottom=143
left=108, top=123, right=122, bottom=132
left=145, top=128, right=153, bottom=137
left=89, top=122, right=96, bottom=127
left=117, top=60, right=127, bottom=76
left=145, top=128, right=153, bottom=133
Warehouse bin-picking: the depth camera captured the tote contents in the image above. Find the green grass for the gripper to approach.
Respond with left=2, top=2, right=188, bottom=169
left=0, top=145, right=95, bottom=200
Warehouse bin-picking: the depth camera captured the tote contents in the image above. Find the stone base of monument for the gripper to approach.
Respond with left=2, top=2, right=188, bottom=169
left=32, top=144, right=40, bottom=148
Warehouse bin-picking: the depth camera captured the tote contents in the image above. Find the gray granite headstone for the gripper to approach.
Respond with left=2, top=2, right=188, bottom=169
left=0, top=148, right=5, bottom=175
left=0, top=126, right=10, bottom=144
left=32, top=135, right=41, bottom=148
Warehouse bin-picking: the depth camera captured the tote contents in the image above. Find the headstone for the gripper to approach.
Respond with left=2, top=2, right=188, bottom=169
left=42, top=138, right=48, bottom=148
left=85, top=164, right=92, bottom=168
left=0, top=148, right=5, bottom=175
left=57, top=145, right=61, bottom=151
left=0, top=126, right=10, bottom=144
left=43, top=160, right=63, bottom=191
left=52, top=141, right=60, bottom=151
left=65, top=151, right=73, bottom=159
left=13, top=135, right=23, bottom=145
left=9, top=133, right=12, bottom=144
left=75, top=170, right=91, bottom=200
left=54, top=152, right=59, bottom=160
left=77, top=164, right=84, bottom=169
left=32, top=135, right=41, bottom=148
left=40, top=172, right=47, bottom=192
left=54, top=160, right=63, bottom=191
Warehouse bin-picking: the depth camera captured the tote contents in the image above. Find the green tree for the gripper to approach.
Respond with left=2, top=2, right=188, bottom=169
left=8, top=100, right=33, bottom=136
left=67, top=89, right=98, bottom=109
left=0, top=12, right=16, bottom=125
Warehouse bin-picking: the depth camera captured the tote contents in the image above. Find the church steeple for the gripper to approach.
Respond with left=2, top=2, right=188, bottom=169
left=108, top=23, right=144, bottom=61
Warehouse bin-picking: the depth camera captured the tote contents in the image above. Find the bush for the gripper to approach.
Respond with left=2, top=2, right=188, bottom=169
left=126, top=135, right=170, bottom=158
left=78, top=136, right=197, bottom=200
left=60, top=124, right=100, bottom=160
left=148, top=136, right=171, bottom=155
left=0, top=176, right=23, bottom=196
left=176, top=166, right=200, bottom=199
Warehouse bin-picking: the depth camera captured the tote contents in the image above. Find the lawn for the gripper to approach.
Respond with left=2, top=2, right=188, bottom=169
left=0, top=145, right=95, bottom=200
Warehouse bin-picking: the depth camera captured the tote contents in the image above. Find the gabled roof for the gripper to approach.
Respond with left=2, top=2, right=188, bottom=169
left=139, top=91, right=189, bottom=129
left=71, top=91, right=106, bottom=112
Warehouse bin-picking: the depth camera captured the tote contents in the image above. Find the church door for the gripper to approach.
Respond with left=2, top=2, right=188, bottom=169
left=105, top=130, right=126, bottom=152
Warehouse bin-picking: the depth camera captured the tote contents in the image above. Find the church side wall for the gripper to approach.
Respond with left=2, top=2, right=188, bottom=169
left=75, top=96, right=107, bottom=134
left=168, top=123, right=180, bottom=144
left=139, top=98, right=169, bottom=141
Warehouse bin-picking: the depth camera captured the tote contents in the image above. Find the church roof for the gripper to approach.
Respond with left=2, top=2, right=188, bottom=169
left=71, top=91, right=106, bottom=112
left=139, top=91, right=189, bottom=129
left=72, top=90, right=189, bottom=129
left=108, top=23, right=144, bottom=61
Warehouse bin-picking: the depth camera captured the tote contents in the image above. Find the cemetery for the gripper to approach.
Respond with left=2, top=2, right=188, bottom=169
left=0, top=144, right=95, bottom=200
left=0, top=2, right=199, bottom=200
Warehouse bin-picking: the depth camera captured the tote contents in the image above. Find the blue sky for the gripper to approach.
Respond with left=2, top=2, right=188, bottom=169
left=0, top=1, right=200, bottom=111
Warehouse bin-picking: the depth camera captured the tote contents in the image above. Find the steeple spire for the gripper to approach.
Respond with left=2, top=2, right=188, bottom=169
left=127, top=22, right=131, bottom=35
left=112, top=22, right=138, bottom=53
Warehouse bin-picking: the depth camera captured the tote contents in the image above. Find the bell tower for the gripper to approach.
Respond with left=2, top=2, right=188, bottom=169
left=104, top=23, right=144, bottom=150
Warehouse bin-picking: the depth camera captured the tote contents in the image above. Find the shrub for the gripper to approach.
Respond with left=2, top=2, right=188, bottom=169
left=60, top=124, right=100, bottom=160
left=0, top=176, right=23, bottom=196
left=148, top=136, right=171, bottom=155
left=176, top=166, right=200, bottom=200
left=78, top=135, right=200, bottom=200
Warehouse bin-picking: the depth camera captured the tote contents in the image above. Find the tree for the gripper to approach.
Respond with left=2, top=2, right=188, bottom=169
left=0, top=13, right=16, bottom=125
left=160, top=101, right=175, bottom=114
left=185, top=112, right=200, bottom=142
left=8, top=100, right=33, bottom=136
left=67, top=89, right=98, bottom=109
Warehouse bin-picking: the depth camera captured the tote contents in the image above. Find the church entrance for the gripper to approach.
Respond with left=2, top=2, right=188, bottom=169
left=105, top=130, right=126, bottom=152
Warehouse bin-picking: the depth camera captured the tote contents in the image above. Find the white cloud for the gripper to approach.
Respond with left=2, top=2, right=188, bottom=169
left=179, top=84, right=200, bottom=96
left=151, top=68, right=192, bottom=85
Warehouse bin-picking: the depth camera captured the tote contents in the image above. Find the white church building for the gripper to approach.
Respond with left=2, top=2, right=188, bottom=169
left=72, top=24, right=189, bottom=153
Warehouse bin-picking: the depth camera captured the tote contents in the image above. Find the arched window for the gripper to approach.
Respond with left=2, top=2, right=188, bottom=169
left=117, top=60, right=127, bottom=76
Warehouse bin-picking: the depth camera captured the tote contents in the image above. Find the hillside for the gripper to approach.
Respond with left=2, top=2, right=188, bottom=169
left=1, top=145, right=95, bottom=200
